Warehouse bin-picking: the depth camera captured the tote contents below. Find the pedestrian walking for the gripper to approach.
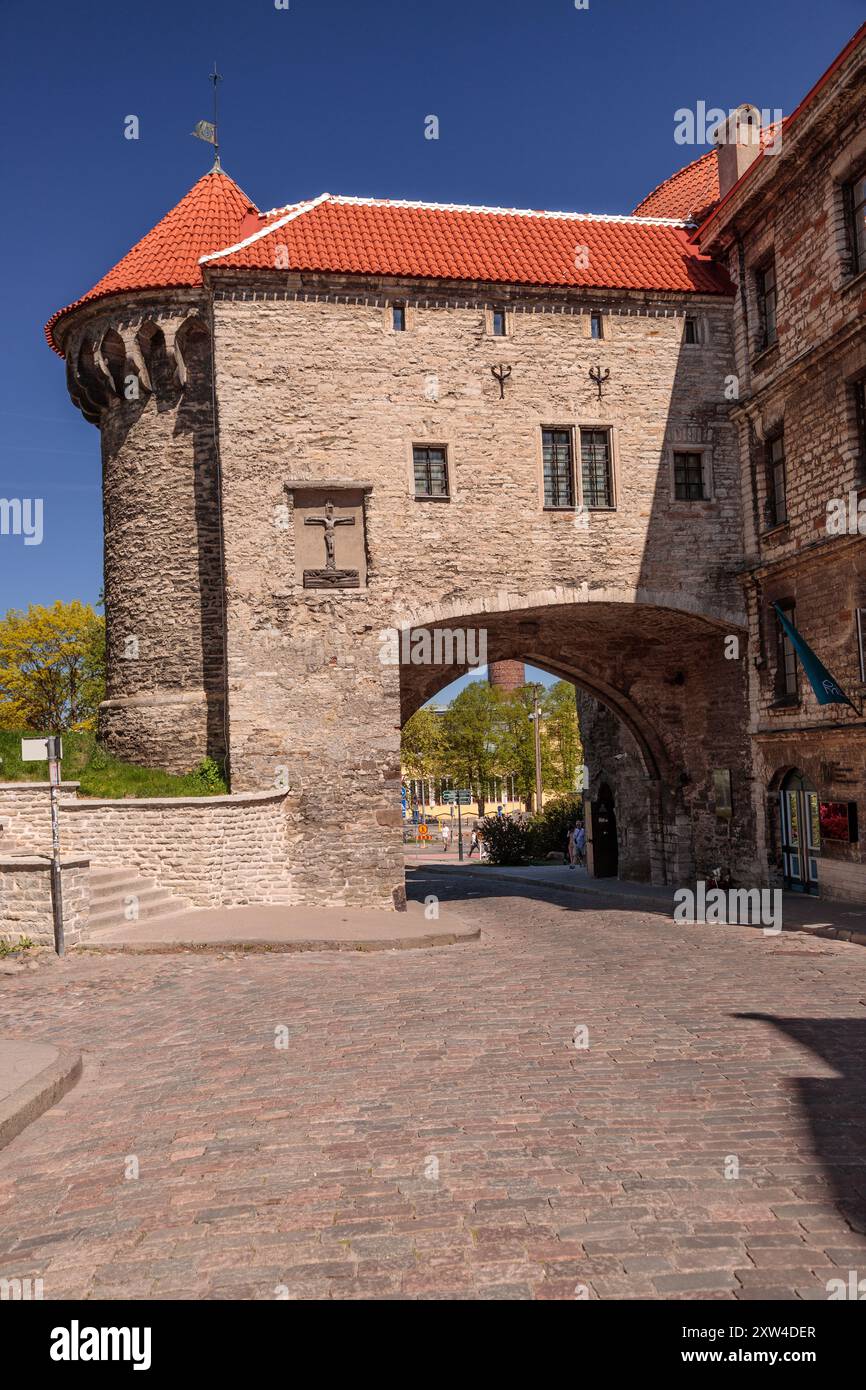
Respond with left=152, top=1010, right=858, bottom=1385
left=441, top=822, right=451, bottom=853
left=574, top=822, right=586, bottom=868
left=468, top=828, right=480, bottom=858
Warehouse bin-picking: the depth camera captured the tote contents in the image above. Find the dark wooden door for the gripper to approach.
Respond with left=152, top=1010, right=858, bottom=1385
left=589, top=784, right=618, bottom=878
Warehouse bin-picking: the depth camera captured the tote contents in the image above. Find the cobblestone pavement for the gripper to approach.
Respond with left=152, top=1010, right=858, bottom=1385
left=2, top=870, right=866, bottom=1301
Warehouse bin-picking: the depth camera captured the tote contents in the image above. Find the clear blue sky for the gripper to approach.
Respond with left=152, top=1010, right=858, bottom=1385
left=0, top=0, right=860, bottom=614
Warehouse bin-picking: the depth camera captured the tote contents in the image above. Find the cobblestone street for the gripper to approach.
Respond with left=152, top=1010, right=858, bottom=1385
left=2, top=871, right=866, bottom=1301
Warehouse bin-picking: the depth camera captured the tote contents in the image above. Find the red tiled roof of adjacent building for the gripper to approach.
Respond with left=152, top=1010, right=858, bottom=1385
left=201, top=193, right=730, bottom=294
left=633, top=149, right=720, bottom=223
left=47, top=177, right=731, bottom=355
left=46, top=169, right=259, bottom=354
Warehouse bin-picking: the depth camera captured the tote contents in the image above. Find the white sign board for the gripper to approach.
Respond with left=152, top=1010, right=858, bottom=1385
left=21, top=737, right=63, bottom=762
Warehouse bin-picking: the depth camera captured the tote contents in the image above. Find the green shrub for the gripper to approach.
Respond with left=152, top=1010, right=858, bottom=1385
left=189, top=757, right=228, bottom=795
left=478, top=815, right=532, bottom=865
left=528, top=794, right=584, bottom=858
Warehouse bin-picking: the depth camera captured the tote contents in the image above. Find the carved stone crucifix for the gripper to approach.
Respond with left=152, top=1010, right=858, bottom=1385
left=304, top=499, right=355, bottom=572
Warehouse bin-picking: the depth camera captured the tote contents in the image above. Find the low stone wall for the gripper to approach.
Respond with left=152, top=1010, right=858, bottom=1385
left=60, top=790, right=296, bottom=907
left=0, top=783, right=79, bottom=857
left=0, top=856, right=90, bottom=947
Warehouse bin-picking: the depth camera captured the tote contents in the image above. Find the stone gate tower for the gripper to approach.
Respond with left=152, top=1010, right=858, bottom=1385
left=49, top=161, right=764, bottom=910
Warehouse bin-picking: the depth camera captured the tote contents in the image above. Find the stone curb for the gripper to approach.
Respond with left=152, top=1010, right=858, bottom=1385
left=75, top=927, right=481, bottom=955
left=420, top=864, right=866, bottom=948
left=0, top=1047, right=83, bottom=1152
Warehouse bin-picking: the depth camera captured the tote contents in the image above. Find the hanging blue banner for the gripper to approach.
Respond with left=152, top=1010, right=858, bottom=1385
left=773, top=603, right=855, bottom=708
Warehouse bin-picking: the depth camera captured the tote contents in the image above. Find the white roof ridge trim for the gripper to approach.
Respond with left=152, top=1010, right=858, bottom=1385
left=200, top=193, right=332, bottom=264
left=261, top=193, right=690, bottom=225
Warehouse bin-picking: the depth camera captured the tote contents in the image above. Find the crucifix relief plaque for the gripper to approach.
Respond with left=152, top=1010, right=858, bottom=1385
left=303, top=499, right=358, bottom=588
left=287, top=486, right=369, bottom=589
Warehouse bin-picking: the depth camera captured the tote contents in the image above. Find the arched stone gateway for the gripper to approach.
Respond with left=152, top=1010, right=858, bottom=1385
left=46, top=165, right=770, bottom=909
left=399, top=595, right=757, bottom=893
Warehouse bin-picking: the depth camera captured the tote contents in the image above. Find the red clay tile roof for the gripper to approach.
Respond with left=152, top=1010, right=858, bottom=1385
left=634, top=122, right=788, bottom=224
left=201, top=194, right=730, bottom=295
left=634, top=150, right=720, bottom=223
left=46, top=169, right=258, bottom=354
left=47, top=179, right=730, bottom=355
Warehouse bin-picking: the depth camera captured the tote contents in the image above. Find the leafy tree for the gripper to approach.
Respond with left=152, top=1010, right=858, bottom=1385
left=542, top=680, right=583, bottom=793
left=401, top=707, right=443, bottom=804
left=494, top=683, right=558, bottom=812
left=440, top=681, right=500, bottom=815
left=0, top=601, right=105, bottom=733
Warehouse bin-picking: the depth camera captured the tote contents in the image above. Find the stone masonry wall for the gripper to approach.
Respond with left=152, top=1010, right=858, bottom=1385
left=61, top=791, right=297, bottom=908
left=211, top=275, right=748, bottom=906
left=0, top=857, right=89, bottom=948
left=0, top=783, right=79, bottom=856
left=0, top=783, right=297, bottom=910
left=82, top=295, right=228, bottom=774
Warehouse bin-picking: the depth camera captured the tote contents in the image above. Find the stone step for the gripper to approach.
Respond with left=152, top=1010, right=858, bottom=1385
left=89, top=867, right=151, bottom=888
left=85, top=865, right=190, bottom=932
left=86, top=895, right=191, bottom=928
left=90, top=882, right=162, bottom=910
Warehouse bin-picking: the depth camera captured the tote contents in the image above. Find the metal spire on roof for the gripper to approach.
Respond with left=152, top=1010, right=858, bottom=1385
left=191, top=62, right=223, bottom=172
left=210, top=63, right=222, bottom=171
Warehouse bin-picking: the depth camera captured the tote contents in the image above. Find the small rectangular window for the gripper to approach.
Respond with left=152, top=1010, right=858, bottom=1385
left=392, top=304, right=406, bottom=332
left=492, top=308, right=507, bottom=337
left=764, top=432, right=787, bottom=528
left=854, top=378, right=866, bottom=476
left=774, top=604, right=799, bottom=700
left=848, top=170, right=866, bottom=275
left=590, top=312, right=603, bottom=340
left=580, top=429, right=614, bottom=509
left=858, top=607, right=866, bottom=682
left=683, top=316, right=699, bottom=344
left=542, top=429, right=574, bottom=508
left=756, top=260, right=777, bottom=349
left=413, top=445, right=448, bottom=498
left=673, top=451, right=706, bottom=500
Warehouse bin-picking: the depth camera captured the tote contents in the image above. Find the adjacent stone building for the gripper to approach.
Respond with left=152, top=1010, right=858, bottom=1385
left=694, top=25, right=866, bottom=903
left=45, top=23, right=865, bottom=908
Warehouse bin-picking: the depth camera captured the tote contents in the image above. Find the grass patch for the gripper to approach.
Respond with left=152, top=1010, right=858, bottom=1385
left=0, top=731, right=228, bottom=799
left=0, top=936, right=35, bottom=956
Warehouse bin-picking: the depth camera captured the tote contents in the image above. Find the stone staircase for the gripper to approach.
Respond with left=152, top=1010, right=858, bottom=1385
left=87, top=867, right=192, bottom=933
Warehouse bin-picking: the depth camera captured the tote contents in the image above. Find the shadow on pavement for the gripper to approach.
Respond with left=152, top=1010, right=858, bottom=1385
left=738, top=1013, right=866, bottom=1237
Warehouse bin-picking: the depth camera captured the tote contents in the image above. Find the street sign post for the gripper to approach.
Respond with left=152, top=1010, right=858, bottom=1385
left=455, top=790, right=472, bottom=860
left=21, top=735, right=65, bottom=955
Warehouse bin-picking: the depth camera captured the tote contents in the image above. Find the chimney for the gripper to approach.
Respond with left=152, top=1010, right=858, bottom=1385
left=488, top=660, right=526, bottom=693
left=712, top=104, right=763, bottom=198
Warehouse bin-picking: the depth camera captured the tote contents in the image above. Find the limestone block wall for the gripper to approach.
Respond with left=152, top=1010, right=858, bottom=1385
left=82, top=295, right=228, bottom=774
left=0, top=857, right=90, bottom=947
left=60, top=790, right=298, bottom=908
left=211, top=276, right=745, bottom=906
left=0, top=783, right=299, bottom=911
left=0, top=783, right=80, bottom=856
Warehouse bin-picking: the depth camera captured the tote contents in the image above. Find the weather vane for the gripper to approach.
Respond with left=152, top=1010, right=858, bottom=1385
left=191, top=63, right=222, bottom=170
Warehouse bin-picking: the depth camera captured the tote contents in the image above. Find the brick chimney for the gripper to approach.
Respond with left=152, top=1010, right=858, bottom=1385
left=712, top=104, right=763, bottom=198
